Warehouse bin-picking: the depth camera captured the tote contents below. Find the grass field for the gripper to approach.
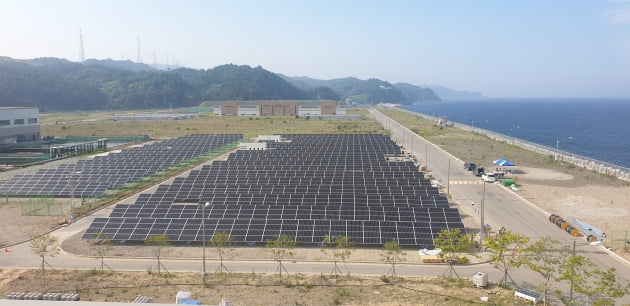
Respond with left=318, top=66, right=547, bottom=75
left=41, top=109, right=384, bottom=139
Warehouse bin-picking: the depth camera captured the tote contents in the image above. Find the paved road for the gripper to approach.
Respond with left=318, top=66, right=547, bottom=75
left=371, top=109, right=630, bottom=302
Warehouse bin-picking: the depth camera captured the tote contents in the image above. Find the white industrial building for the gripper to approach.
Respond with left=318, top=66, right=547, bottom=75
left=0, top=107, right=40, bottom=144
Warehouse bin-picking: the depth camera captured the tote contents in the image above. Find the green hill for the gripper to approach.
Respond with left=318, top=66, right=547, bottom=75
left=0, top=58, right=316, bottom=111
left=279, top=75, right=440, bottom=104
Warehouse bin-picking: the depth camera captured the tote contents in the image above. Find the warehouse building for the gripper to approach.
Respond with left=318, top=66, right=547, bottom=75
left=0, top=107, right=40, bottom=144
left=214, top=100, right=345, bottom=116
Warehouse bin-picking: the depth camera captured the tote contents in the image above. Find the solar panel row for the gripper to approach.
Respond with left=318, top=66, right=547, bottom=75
left=83, top=134, right=466, bottom=248
left=108, top=203, right=461, bottom=222
left=87, top=217, right=460, bottom=245
left=0, top=134, right=243, bottom=197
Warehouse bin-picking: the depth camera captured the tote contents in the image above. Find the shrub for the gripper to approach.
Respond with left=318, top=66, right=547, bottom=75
left=380, top=275, right=390, bottom=283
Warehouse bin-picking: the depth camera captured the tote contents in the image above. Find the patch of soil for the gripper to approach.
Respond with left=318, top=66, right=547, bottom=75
left=0, top=269, right=525, bottom=305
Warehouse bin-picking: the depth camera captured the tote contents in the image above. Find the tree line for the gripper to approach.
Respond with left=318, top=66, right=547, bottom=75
left=31, top=227, right=627, bottom=305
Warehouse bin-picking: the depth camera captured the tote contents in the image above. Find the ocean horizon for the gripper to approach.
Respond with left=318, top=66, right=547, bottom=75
left=403, top=98, right=630, bottom=168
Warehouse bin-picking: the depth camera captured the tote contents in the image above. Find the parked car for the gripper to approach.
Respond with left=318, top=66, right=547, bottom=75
left=475, top=167, right=485, bottom=177
left=482, top=173, right=497, bottom=183
left=464, top=162, right=476, bottom=171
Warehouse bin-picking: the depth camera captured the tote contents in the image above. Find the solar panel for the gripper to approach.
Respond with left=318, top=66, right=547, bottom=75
left=83, top=134, right=466, bottom=248
left=0, top=134, right=243, bottom=197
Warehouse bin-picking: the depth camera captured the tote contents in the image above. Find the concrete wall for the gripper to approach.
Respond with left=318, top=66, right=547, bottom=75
left=237, top=105, right=260, bottom=116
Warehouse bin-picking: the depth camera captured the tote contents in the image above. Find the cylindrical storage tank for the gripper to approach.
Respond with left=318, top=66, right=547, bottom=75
left=560, top=222, right=570, bottom=230
left=549, top=214, right=558, bottom=222
left=587, top=235, right=598, bottom=242
left=472, top=272, right=488, bottom=288
left=568, top=228, right=580, bottom=237
left=556, top=220, right=565, bottom=228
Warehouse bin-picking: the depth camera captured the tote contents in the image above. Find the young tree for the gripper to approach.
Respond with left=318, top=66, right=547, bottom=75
left=210, top=231, right=233, bottom=273
left=265, top=235, right=296, bottom=276
left=560, top=254, right=628, bottom=305
left=29, top=233, right=59, bottom=274
left=87, top=231, right=114, bottom=271
left=320, top=235, right=354, bottom=277
left=590, top=267, right=628, bottom=305
left=380, top=240, right=406, bottom=278
left=522, top=238, right=571, bottom=305
left=144, top=234, right=170, bottom=275
left=433, top=228, right=473, bottom=278
left=483, top=229, right=530, bottom=287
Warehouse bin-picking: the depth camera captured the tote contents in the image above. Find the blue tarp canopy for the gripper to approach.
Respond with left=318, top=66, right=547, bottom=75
left=493, top=158, right=516, bottom=166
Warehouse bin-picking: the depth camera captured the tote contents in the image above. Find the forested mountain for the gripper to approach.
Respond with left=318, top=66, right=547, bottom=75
left=0, top=57, right=109, bottom=110
left=429, top=85, right=484, bottom=100
left=172, top=65, right=309, bottom=101
left=0, top=56, right=457, bottom=111
left=0, top=58, right=313, bottom=111
left=83, top=59, right=156, bottom=72
left=279, top=74, right=441, bottom=104
left=394, top=83, right=441, bottom=103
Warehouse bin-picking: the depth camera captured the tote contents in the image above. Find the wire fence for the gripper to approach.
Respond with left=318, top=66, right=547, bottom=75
left=400, top=109, right=630, bottom=182
left=605, top=231, right=630, bottom=252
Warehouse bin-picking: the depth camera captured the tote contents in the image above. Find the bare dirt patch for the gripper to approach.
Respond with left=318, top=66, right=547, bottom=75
left=0, top=269, right=524, bottom=305
left=0, top=203, right=61, bottom=246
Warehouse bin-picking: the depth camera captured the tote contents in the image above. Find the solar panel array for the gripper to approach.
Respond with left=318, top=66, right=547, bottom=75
left=0, top=134, right=242, bottom=197
left=84, top=134, right=465, bottom=247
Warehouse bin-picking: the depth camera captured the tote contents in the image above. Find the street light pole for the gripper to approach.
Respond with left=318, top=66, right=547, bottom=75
left=570, top=239, right=576, bottom=303
left=424, top=143, right=429, bottom=169
left=480, top=181, right=486, bottom=247
left=202, top=201, right=210, bottom=276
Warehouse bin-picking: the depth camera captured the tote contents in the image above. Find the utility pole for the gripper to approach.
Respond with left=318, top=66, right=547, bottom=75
left=447, top=159, right=451, bottom=196
left=201, top=202, right=210, bottom=276
left=79, top=28, right=85, bottom=62
left=136, top=38, right=142, bottom=63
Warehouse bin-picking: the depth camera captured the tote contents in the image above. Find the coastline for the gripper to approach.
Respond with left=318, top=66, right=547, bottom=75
left=381, top=107, right=630, bottom=261
left=397, top=107, right=630, bottom=182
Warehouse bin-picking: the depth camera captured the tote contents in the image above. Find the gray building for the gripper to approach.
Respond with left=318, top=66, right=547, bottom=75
left=0, top=107, right=40, bottom=144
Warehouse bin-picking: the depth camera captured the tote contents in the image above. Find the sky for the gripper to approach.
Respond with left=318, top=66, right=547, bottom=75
left=1, top=0, right=630, bottom=98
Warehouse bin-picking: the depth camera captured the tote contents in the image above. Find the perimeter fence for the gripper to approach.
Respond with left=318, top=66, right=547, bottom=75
left=606, top=230, right=630, bottom=252
left=398, top=109, right=630, bottom=182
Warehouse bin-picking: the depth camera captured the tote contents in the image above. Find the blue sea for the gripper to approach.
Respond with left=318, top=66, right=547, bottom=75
left=403, top=98, right=630, bottom=168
